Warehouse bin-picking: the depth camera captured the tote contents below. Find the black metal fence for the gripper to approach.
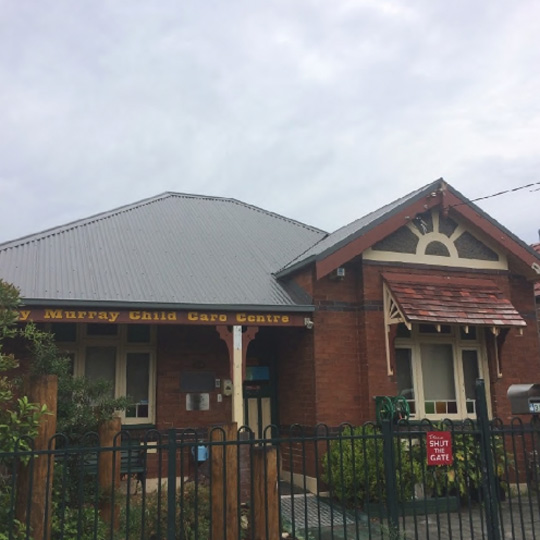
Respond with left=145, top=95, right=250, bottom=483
left=2, top=385, right=540, bottom=540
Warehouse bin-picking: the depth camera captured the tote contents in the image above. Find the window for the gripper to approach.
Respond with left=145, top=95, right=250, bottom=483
left=54, top=323, right=156, bottom=425
left=395, top=324, right=488, bottom=419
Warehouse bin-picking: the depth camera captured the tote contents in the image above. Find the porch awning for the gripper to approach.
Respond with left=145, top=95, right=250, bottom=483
left=382, top=273, right=526, bottom=328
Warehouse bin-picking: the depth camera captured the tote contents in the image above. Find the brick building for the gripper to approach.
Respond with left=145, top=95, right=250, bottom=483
left=1, top=179, right=539, bottom=434
left=534, top=242, right=540, bottom=334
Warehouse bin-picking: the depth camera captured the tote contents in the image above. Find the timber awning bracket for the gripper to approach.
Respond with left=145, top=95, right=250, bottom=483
left=383, top=285, right=410, bottom=376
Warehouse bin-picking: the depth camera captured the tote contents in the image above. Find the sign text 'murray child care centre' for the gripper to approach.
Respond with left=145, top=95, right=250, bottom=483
left=17, top=308, right=305, bottom=326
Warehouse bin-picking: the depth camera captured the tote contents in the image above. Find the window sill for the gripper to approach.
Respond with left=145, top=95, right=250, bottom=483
left=121, top=423, right=156, bottom=430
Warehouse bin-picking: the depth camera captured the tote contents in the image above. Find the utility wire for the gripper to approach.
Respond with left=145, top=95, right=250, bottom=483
left=448, top=181, right=540, bottom=208
left=470, top=181, right=540, bottom=203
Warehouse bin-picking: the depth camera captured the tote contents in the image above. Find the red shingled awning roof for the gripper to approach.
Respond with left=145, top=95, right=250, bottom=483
left=383, top=273, right=526, bottom=327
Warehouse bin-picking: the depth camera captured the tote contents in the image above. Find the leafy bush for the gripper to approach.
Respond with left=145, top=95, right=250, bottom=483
left=323, top=422, right=512, bottom=507
left=0, top=280, right=50, bottom=537
left=0, top=281, right=48, bottom=459
left=51, top=504, right=108, bottom=540
left=0, top=483, right=25, bottom=540
left=120, top=482, right=211, bottom=540
left=0, top=278, right=131, bottom=538
left=421, top=424, right=511, bottom=499
left=322, top=424, right=422, bottom=505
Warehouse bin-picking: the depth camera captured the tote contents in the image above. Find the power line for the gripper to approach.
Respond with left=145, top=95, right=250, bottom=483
left=470, top=181, right=540, bottom=203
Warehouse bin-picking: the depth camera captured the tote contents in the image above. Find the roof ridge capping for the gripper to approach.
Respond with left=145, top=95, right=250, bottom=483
left=0, top=192, right=180, bottom=249
left=218, top=196, right=326, bottom=234
left=276, top=178, right=447, bottom=276
left=277, top=178, right=540, bottom=279
left=0, top=191, right=325, bottom=250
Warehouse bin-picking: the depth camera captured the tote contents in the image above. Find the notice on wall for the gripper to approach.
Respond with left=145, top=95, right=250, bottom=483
left=426, top=431, right=453, bottom=466
left=186, top=393, right=210, bottom=411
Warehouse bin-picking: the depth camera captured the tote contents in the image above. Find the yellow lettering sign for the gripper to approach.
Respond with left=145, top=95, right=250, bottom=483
left=234, top=313, right=291, bottom=324
left=44, top=309, right=63, bottom=320
left=187, top=312, right=228, bottom=323
left=18, top=307, right=294, bottom=326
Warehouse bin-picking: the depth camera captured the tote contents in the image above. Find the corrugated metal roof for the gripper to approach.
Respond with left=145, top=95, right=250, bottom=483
left=277, top=181, right=438, bottom=275
left=0, top=193, right=326, bottom=309
left=278, top=179, right=540, bottom=276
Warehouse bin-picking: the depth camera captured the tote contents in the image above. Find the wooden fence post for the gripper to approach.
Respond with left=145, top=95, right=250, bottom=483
left=211, top=423, right=238, bottom=540
left=15, top=374, right=58, bottom=540
left=98, top=416, right=121, bottom=529
left=253, top=446, right=279, bottom=540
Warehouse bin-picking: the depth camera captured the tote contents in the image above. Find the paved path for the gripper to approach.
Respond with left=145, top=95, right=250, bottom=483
left=280, top=492, right=540, bottom=540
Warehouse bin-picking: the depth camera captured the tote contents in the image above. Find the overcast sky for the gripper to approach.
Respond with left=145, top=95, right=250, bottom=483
left=1, top=1, right=539, bottom=245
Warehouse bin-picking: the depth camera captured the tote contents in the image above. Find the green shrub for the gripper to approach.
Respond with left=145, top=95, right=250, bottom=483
left=323, top=423, right=512, bottom=507
left=322, top=424, right=422, bottom=505
left=120, top=482, right=211, bottom=540
left=0, top=482, right=25, bottom=540
left=51, top=504, right=108, bottom=540
left=0, top=280, right=50, bottom=539
left=421, top=424, right=511, bottom=499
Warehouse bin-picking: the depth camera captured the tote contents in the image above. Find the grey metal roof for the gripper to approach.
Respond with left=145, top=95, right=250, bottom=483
left=0, top=193, right=326, bottom=310
left=277, top=181, right=435, bottom=276
left=277, top=179, right=540, bottom=277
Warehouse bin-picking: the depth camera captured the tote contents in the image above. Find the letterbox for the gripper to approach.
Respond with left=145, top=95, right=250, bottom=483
left=507, top=384, right=540, bottom=415
left=191, top=444, right=208, bottom=462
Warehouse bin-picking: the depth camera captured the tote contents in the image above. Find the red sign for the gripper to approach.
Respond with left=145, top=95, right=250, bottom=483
left=426, top=431, right=453, bottom=466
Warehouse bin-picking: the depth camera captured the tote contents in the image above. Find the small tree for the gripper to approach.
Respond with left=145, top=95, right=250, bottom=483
left=0, top=279, right=131, bottom=538
left=0, top=280, right=47, bottom=455
left=322, top=424, right=423, bottom=505
left=0, top=280, right=49, bottom=539
left=17, top=316, right=128, bottom=440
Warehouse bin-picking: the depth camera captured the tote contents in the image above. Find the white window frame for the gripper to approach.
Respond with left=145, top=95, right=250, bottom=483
left=54, top=323, right=156, bottom=425
left=395, top=325, right=490, bottom=420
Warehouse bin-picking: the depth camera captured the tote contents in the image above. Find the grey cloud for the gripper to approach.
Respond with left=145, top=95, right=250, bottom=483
left=0, top=0, right=539, bottom=244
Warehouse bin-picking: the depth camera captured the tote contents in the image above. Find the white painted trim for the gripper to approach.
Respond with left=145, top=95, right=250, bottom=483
left=364, top=209, right=508, bottom=271
left=383, top=284, right=410, bottom=376
left=57, top=324, right=157, bottom=425
left=395, top=325, right=491, bottom=420
left=232, top=325, right=243, bottom=426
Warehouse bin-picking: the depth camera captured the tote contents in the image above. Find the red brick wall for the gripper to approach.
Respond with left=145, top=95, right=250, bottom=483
left=292, top=266, right=316, bottom=297
left=155, top=325, right=231, bottom=430
left=358, top=265, right=394, bottom=422
left=491, top=273, right=540, bottom=420
left=309, top=262, right=364, bottom=425
left=537, top=298, right=540, bottom=335
left=360, top=264, right=540, bottom=422
left=289, top=261, right=540, bottom=427
left=275, top=327, right=316, bottom=426
left=7, top=265, right=539, bottom=434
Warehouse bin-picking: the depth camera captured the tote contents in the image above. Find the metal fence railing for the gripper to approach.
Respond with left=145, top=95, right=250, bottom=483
left=2, top=381, right=540, bottom=540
